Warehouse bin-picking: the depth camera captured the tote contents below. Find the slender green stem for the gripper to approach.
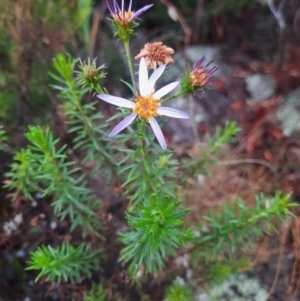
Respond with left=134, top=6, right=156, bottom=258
left=93, top=85, right=104, bottom=94
left=66, top=82, right=118, bottom=178
left=138, top=122, right=152, bottom=194
left=161, top=90, right=186, bottom=103
left=124, top=41, right=137, bottom=93
left=189, top=94, right=200, bottom=144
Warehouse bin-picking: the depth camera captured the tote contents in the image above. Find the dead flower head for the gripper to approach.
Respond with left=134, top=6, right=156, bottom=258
left=135, top=42, right=175, bottom=70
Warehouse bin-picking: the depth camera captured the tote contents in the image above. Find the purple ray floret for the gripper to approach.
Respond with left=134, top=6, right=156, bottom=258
left=108, top=113, right=137, bottom=138
left=130, top=4, right=154, bottom=21
left=105, top=0, right=153, bottom=21
left=192, top=56, right=218, bottom=85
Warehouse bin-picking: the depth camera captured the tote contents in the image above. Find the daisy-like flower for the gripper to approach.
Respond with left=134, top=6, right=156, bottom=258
left=190, top=56, right=218, bottom=88
left=106, top=0, right=153, bottom=27
left=135, top=42, right=175, bottom=70
left=97, top=58, right=189, bottom=150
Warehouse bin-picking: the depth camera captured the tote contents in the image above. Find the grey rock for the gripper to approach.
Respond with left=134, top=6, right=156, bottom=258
left=195, top=273, right=268, bottom=301
left=164, top=95, right=205, bottom=144
left=277, top=87, right=300, bottom=136
left=186, top=45, right=220, bottom=63
left=245, top=74, right=275, bottom=102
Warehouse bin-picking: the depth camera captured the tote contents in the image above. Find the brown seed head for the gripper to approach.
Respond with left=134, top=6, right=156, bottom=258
left=135, top=42, right=175, bottom=70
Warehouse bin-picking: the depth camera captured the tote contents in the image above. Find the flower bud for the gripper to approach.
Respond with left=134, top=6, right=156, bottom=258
left=76, top=58, right=106, bottom=92
left=181, top=56, right=217, bottom=94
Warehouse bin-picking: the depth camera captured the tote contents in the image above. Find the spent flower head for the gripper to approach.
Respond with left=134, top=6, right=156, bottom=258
left=76, top=58, right=106, bottom=92
left=135, top=42, right=175, bottom=70
left=106, top=0, right=153, bottom=42
left=181, top=56, right=218, bottom=94
left=97, top=58, right=189, bottom=150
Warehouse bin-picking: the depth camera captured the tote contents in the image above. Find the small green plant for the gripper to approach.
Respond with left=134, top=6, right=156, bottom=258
left=192, top=191, right=296, bottom=262
left=183, top=121, right=240, bottom=178
left=84, top=283, right=107, bottom=301
left=25, top=125, right=99, bottom=232
left=164, top=281, right=192, bottom=301
left=6, top=126, right=100, bottom=233
left=50, top=53, right=116, bottom=179
left=26, top=242, right=101, bottom=283
left=4, top=149, right=39, bottom=201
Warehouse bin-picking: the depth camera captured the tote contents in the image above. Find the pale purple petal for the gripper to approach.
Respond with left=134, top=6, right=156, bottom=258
left=147, top=64, right=166, bottom=94
left=114, top=0, right=120, bottom=12
left=153, top=82, right=179, bottom=99
left=121, top=0, right=124, bottom=12
left=108, top=113, right=137, bottom=137
left=149, top=117, right=167, bottom=150
left=130, top=4, right=154, bottom=21
left=97, top=94, right=134, bottom=108
left=128, top=0, right=132, bottom=11
left=139, top=58, right=148, bottom=96
left=157, top=107, right=190, bottom=119
left=106, top=0, right=114, bottom=14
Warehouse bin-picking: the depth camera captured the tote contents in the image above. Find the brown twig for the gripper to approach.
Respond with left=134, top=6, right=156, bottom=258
left=266, top=228, right=285, bottom=300
left=192, top=0, right=205, bottom=43
left=89, top=2, right=106, bottom=58
left=159, top=0, right=192, bottom=49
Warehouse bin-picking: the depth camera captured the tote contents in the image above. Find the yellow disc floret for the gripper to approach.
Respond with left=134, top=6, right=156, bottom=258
left=190, top=68, right=208, bottom=87
left=113, top=11, right=134, bottom=26
left=133, top=95, right=160, bottom=121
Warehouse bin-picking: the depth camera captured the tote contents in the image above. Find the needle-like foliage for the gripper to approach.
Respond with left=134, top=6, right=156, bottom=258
left=83, top=283, right=107, bottom=301
left=26, top=242, right=101, bottom=283
left=164, top=282, right=192, bottom=301
left=50, top=53, right=117, bottom=179
left=4, top=149, right=39, bottom=201
left=120, top=194, right=191, bottom=275
left=183, top=121, right=240, bottom=177
left=118, top=119, right=179, bottom=204
left=25, top=126, right=99, bottom=232
left=192, top=191, right=296, bottom=262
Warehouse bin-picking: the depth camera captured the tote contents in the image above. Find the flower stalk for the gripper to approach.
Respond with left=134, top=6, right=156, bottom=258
left=124, top=41, right=137, bottom=92
left=138, top=122, right=152, bottom=194
left=161, top=90, right=186, bottom=103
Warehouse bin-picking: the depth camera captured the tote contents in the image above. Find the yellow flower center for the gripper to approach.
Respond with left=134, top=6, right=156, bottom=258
left=190, top=69, right=208, bottom=87
left=114, top=11, right=134, bottom=26
left=133, top=95, right=160, bottom=121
